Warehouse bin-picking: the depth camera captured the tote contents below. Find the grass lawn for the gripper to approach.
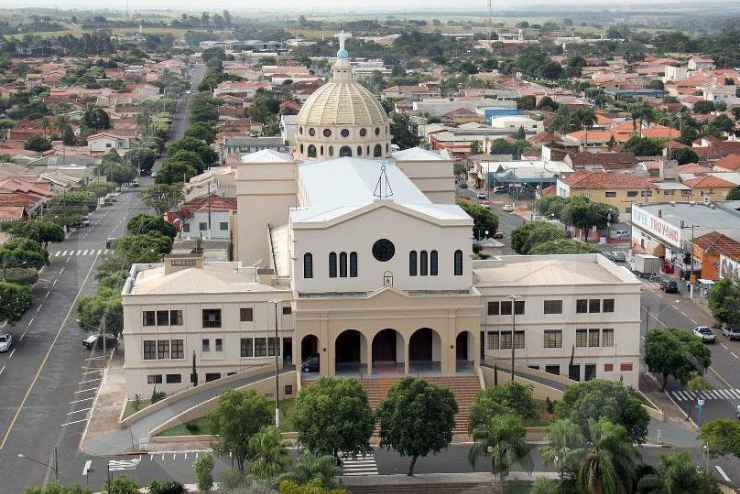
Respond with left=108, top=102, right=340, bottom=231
left=523, top=399, right=557, bottom=428
left=157, top=399, right=296, bottom=437
left=122, top=399, right=151, bottom=420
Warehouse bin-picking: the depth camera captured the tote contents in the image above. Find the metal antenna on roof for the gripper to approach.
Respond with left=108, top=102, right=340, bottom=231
left=373, top=161, right=394, bottom=200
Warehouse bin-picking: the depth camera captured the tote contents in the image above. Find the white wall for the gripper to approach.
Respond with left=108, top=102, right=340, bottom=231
left=181, top=211, right=231, bottom=240
left=292, top=206, right=473, bottom=294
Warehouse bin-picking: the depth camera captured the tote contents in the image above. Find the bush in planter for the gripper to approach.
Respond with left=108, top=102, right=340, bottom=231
left=148, top=480, right=184, bottom=494
left=2, top=267, right=39, bottom=285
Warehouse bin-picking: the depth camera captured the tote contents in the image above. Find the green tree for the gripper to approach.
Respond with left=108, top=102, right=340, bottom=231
left=209, top=389, right=273, bottom=472
left=279, top=451, right=341, bottom=489
left=185, top=122, right=217, bottom=144
left=645, top=328, right=712, bottom=391
left=541, top=419, right=584, bottom=481
left=147, top=480, right=184, bottom=494
left=102, top=476, right=139, bottom=494
left=115, top=233, right=173, bottom=264
left=560, top=196, right=614, bottom=234
left=246, top=90, right=281, bottom=124
left=81, top=106, right=111, bottom=131
left=24, top=135, right=52, bottom=152
left=528, top=478, right=561, bottom=494
left=623, top=135, right=663, bottom=156
left=126, top=148, right=157, bottom=173
left=671, top=147, right=700, bottom=164
left=193, top=452, right=215, bottom=492
left=693, top=100, right=716, bottom=114
left=249, top=425, right=290, bottom=482
left=536, top=196, right=568, bottom=218
left=555, top=380, right=650, bottom=444
left=542, top=61, right=564, bottom=80
left=518, top=95, right=537, bottom=111
left=707, top=278, right=740, bottom=326
left=577, top=419, right=641, bottom=494
left=390, top=113, right=420, bottom=149
left=0, top=281, right=33, bottom=322
left=294, top=377, right=375, bottom=461
left=376, top=377, right=458, bottom=476
left=62, top=125, right=76, bottom=146
left=510, top=222, right=566, bottom=254
left=2, top=219, right=65, bottom=248
left=699, top=419, right=740, bottom=459
left=637, top=452, right=721, bottom=494
left=1, top=237, right=48, bottom=271
left=139, top=184, right=184, bottom=215
left=457, top=200, right=499, bottom=239
left=156, top=160, right=198, bottom=185
left=529, top=239, right=600, bottom=254
left=468, top=413, right=528, bottom=480
left=728, top=186, right=740, bottom=200
left=127, top=214, right=177, bottom=239
left=168, top=137, right=218, bottom=167
left=469, top=382, right=538, bottom=432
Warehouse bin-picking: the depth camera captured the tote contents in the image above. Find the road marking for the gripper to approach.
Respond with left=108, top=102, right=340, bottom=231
left=715, top=466, right=731, bottom=483
left=75, top=387, right=99, bottom=394
left=732, top=352, right=739, bottom=359
left=0, top=366, right=5, bottom=377
left=8, top=349, right=15, bottom=360
left=67, top=408, right=90, bottom=415
left=59, top=267, right=65, bottom=275
left=19, top=331, right=27, bottom=341
left=36, top=304, right=43, bottom=313
left=78, top=378, right=102, bottom=385
left=721, top=343, right=728, bottom=350
left=108, top=458, right=140, bottom=472
left=0, top=248, right=101, bottom=450
left=70, top=397, right=94, bottom=404
left=27, top=318, right=34, bottom=327
left=709, top=367, right=733, bottom=389
left=85, top=355, right=106, bottom=361
left=54, top=251, right=62, bottom=257
left=60, top=418, right=88, bottom=427
left=61, top=250, right=68, bottom=256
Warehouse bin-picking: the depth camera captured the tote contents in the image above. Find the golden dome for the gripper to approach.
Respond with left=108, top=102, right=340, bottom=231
left=296, top=80, right=388, bottom=128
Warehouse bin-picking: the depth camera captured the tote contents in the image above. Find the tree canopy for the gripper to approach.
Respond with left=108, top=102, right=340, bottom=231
left=529, top=239, right=600, bottom=255
left=511, top=222, right=565, bottom=254
left=707, top=278, right=740, bottom=327
left=457, top=200, right=499, bottom=239
left=376, top=377, right=458, bottom=476
left=645, top=328, right=712, bottom=391
left=2, top=219, right=64, bottom=247
left=127, top=214, right=177, bottom=239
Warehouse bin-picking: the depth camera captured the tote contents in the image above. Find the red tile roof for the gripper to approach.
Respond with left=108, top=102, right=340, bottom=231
left=715, top=153, right=740, bottom=171
left=694, top=231, right=740, bottom=259
left=560, top=171, right=654, bottom=189
left=682, top=175, right=736, bottom=189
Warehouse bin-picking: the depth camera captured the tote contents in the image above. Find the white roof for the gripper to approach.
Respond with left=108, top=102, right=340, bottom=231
left=292, top=157, right=470, bottom=225
left=392, top=147, right=445, bottom=161
left=241, top=149, right=293, bottom=163
left=129, top=263, right=279, bottom=295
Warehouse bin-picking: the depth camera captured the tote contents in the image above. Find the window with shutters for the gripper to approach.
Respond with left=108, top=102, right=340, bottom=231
left=603, top=299, right=615, bottom=313
left=143, top=340, right=156, bottom=360
left=588, top=329, right=600, bottom=347
left=171, top=340, right=184, bottom=359
left=240, top=338, right=254, bottom=358
left=576, top=299, right=588, bottom=313
left=576, top=329, right=587, bottom=348
left=602, top=329, right=614, bottom=347
left=543, top=300, right=563, bottom=314
left=240, top=308, right=253, bottom=322
left=544, top=330, right=562, bottom=348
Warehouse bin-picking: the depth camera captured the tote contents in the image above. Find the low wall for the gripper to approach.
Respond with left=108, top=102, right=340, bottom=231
left=121, top=365, right=270, bottom=427
left=480, top=366, right=564, bottom=402
left=149, top=371, right=297, bottom=437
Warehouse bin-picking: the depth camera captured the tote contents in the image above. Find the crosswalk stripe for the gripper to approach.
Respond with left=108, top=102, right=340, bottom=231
left=685, top=391, right=695, bottom=400
left=731, top=389, right=740, bottom=399
left=341, top=452, right=378, bottom=476
left=54, top=251, right=62, bottom=257
left=83, top=250, right=89, bottom=255
left=673, top=391, right=684, bottom=401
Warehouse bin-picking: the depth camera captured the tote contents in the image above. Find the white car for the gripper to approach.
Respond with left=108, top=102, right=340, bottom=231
left=693, top=326, right=716, bottom=343
left=502, top=204, right=514, bottom=212
left=0, top=332, right=13, bottom=353
left=721, top=326, right=740, bottom=340
left=477, top=192, right=488, bottom=200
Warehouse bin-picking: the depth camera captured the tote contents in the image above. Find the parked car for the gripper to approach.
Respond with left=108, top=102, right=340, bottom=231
left=301, top=354, right=320, bottom=373
left=0, top=332, right=13, bottom=353
left=722, top=326, right=740, bottom=340
left=492, top=231, right=504, bottom=239
left=477, top=192, right=488, bottom=200
left=660, top=279, right=679, bottom=294
left=82, top=333, right=118, bottom=350
left=693, top=326, right=716, bottom=343
left=502, top=204, right=514, bottom=212
left=604, top=251, right=627, bottom=263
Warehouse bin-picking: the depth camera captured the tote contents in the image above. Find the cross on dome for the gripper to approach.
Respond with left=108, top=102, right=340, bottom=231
left=335, top=30, right=352, bottom=59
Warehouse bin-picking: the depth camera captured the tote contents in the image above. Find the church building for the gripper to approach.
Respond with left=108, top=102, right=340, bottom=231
left=120, top=34, right=641, bottom=400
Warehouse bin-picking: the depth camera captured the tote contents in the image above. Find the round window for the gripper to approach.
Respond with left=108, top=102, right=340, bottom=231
left=360, top=128, right=367, bottom=137
left=309, top=128, right=316, bottom=137
left=323, top=129, right=332, bottom=138
left=374, top=127, right=380, bottom=136
left=341, top=129, right=350, bottom=138
left=372, top=239, right=395, bottom=262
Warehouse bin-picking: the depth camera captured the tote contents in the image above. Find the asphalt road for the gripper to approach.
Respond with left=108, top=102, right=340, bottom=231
left=0, top=65, right=204, bottom=494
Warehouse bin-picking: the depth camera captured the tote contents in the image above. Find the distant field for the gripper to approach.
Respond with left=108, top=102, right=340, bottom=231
left=5, top=26, right=195, bottom=40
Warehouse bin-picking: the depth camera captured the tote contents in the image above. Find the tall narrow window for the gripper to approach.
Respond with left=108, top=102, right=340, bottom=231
left=349, top=252, right=358, bottom=277
left=339, top=252, right=348, bottom=278
left=329, top=252, right=337, bottom=278
left=430, top=250, right=438, bottom=276
left=454, top=250, right=463, bottom=276
left=303, top=253, right=313, bottom=279
left=420, top=250, right=428, bottom=276
left=409, top=251, right=417, bottom=276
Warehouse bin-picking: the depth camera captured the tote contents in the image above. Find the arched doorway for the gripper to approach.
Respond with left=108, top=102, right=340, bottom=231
left=372, top=329, right=404, bottom=375
left=409, top=328, right=441, bottom=373
left=456, top=331, right=472, bottom=373
left=301, top=334, right=320, bottom=375
left=335, top=330, right=367, bottom=375
left=339, top=146, right=352, bottom=157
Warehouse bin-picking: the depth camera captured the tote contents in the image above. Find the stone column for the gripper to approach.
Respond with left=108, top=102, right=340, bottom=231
left=366, top=333, right=373, bottom=376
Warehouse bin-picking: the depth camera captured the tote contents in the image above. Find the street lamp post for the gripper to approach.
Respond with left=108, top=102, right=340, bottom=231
left=17, top=448, right=58, bottom=482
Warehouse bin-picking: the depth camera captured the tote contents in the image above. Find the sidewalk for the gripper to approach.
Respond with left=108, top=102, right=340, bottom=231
left=640, top=372, right=700, bottom=449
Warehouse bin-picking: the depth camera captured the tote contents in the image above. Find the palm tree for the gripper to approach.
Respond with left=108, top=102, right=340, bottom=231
left=278, top=451, right=341, bottom=489
left=468, top=414, right=529, bottom=481
left=577, top=108, right=597, bottom=148
left=248, top=426, right=289, bottom=483
left=578, top=419, right=641, bottom=494
left=541, top=419, right=585, bottom=481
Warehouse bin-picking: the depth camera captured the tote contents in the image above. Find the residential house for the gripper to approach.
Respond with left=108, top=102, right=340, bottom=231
left=87, top=132, right=132, bottom=153
left=171, top=195, right=237, bottom=241
left=692, top=231, right=740, bottom=281
left=682, top=175, right=736, bottom=202
left=557, top=171, right=657, bottom=213
left=564, top=152, right=636, bottom=171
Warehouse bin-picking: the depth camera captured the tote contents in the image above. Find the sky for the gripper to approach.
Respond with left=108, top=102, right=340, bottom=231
left=4, top=0, right=738, bottom=12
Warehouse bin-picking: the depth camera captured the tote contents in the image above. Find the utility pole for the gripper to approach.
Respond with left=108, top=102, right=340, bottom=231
left=273, top=301, right=281, bottom=429
left=510, top=295, right=517, bottom=382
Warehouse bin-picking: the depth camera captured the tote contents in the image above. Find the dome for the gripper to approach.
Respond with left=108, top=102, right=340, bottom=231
left=296, top=80, right=388, bottom=128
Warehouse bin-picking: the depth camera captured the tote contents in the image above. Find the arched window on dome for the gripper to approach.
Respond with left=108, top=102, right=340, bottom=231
left=341, top=129, right=350, bottom=138
left=339, top=146, right=352, bottom=157
left=357, top=146, right=362, bottom=156
left=373, top=144, right=382, bottom=157
left=308, top=145, right=317, bottom=158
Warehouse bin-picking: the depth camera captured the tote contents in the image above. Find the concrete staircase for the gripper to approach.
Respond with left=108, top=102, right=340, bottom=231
left=358, top=376, right=480, bottom=434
